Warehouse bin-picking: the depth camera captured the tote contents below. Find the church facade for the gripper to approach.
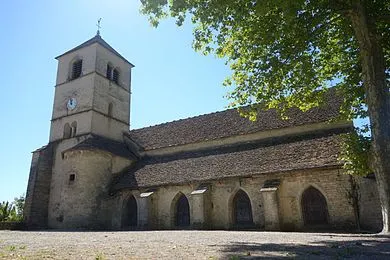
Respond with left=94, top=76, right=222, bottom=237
left=24, top=34, right=382, bottom=231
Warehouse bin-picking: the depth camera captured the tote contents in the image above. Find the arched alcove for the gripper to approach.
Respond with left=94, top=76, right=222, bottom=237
left=301, top=186, right=329, bottom=226
left=232, top=189, right=253, bottom=227
left=122, top=195, right=138, bottom=228
left=174, top=193, right=190, bottom=227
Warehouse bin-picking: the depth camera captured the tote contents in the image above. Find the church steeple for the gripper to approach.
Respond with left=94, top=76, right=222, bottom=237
left=49, top=35, right=134, bottom=142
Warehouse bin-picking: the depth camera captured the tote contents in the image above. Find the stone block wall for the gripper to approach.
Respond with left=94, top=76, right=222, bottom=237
left=24, top=143, right=55, bottom=228
left=358, top=176, right=382, bottom=232
left=116, top=167, right=383, bottom=232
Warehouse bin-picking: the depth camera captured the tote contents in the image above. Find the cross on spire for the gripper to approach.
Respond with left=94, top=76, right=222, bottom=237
left=96, top=18, right=102, bottom=36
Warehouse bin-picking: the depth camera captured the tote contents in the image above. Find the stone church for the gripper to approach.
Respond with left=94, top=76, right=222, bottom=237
left=24, top=34, right=382, bottom=231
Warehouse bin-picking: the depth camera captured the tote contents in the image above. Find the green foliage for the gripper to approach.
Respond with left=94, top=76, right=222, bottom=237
left=0, top=195, right=25, bottom=222
left=339, top=129, right=372, bottom=176
left=140, top=0, right=389, bottom=176
left=140, top=0, right=389, bottom=119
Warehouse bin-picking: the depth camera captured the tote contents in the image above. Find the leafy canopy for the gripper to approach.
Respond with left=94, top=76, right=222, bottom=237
left=141, top=0, right=389, bottom=120
left=140, top=0, right=389, bottom=175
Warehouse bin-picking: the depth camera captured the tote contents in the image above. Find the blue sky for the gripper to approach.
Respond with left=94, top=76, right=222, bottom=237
left=0, top=1, right=232, bottom=202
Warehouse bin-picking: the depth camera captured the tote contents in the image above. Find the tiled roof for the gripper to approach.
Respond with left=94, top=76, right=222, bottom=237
left=113, top=130, right=347, bottom=190
left=129, top=90, right=342, bottom=151
left=65, top=135, right=137, bottom=160
left=55, top=34, right=134, bottom=66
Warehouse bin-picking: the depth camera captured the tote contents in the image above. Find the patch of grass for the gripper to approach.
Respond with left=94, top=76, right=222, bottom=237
left=5, top=245, right=16, bottom=251
left=229, top=255, right=240, bottom=260
left=95, top=252, right=106, bottom=260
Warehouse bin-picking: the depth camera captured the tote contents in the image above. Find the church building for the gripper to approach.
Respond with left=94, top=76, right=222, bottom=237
left=24, top=34, right=382, bottom=231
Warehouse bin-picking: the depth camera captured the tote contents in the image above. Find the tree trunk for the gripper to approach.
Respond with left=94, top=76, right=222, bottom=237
left=347, top=1, right=390, bottom=233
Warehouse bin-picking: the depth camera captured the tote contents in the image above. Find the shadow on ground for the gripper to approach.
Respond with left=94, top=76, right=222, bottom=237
left=219, top=236, right=390, bottom=259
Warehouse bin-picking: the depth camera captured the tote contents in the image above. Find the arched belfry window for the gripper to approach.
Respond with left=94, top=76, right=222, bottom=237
left=71, top=59, right=82, bottom=79
left=232, top=190, right=253, bottom=227
left=106, top=64, right=113, bottom=80
left=63, top=123, right=71, bottom=139
left=113, top=68, right=120, bottom=84
left=301, top=186, right=329, bottom=226
left=70, top=121, right=77, bottom=137
left=175, top=194, right=190, bottom=227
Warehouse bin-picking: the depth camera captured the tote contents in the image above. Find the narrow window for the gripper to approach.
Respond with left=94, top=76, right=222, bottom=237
left=63, top=123, right=71, bottom=139
left=108, top=103, right=113, bottom=117
left=113, top=68, right=119, bottom=84
left=70, top=121, right=77, bottom=137
left=71, top=59, right=82, bottom=79
left=106, top=64, right=113, bottom=80
left=69, top=174, right=75, bottom=181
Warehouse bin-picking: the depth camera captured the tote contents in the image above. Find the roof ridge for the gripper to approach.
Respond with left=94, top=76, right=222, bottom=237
left=55, top=34, right=134, bottom=66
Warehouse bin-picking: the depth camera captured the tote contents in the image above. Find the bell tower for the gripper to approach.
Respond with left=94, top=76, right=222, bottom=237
left=50, top=33, right=134, bottom=142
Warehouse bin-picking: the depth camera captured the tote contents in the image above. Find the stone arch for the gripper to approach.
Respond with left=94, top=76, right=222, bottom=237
left=301, top=186, right=329, bottom=226
left=122, top=194, right=138, bottom=228
left=231, top=189, right=253, bottom=227
left=171, top=192, right=190, bottom=227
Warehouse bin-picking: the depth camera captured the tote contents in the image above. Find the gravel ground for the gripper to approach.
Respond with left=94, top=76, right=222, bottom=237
left=0, top=230, right=389, bottom=259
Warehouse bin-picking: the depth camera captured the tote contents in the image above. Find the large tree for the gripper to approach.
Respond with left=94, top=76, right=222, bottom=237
left=140, top=0, right=390, bottom=232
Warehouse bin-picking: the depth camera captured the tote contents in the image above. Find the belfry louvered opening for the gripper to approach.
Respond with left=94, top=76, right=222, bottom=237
left=113, top=68, right=119, bottom=84
left=71, top=59, right=82, bottom=79
left=106, top=64, right=113, bottom=79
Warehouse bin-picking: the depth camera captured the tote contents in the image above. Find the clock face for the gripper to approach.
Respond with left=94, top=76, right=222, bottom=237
left=67, top=97, right=77, bottom=110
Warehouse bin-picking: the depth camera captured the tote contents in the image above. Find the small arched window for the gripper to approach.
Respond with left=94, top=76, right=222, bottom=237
left=70, top=121, right=77, bottom=137
left=71, top=59, right=82, bottom=79
left=63, top=123, right=71, bottom=139
left=113, top=68, right=120, bottom=84
left=106, top=64, right=113, bottom=80
left=108, top=103, right=113, bottom=117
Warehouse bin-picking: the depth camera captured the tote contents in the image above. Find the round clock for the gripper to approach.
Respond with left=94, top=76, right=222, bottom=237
left=67, top=97, right=77, bottom=110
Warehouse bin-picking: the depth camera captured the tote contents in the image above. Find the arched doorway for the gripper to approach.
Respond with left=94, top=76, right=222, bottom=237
left=122, top=195, right=137, bottom=228
left=233, top=190, right=253, bottom=227
left=301, top=186, right=329, bottom=226
left=175, top=194, right=190, bottom=227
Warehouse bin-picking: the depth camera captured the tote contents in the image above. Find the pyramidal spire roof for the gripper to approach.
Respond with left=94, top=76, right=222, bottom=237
left=55, top=34, right=134, bottom=67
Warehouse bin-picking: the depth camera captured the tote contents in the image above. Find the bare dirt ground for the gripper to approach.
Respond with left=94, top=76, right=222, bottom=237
left=0, top=230, right=389, bottom=259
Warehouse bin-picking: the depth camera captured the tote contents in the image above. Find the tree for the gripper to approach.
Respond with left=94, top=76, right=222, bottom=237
left=0, top=195, right=25, bottom=222
left=13, top=195, right=25, bottom=221
left=0, top=201, right=16, bottom=222
left=140, top=0, right=390, bottom=232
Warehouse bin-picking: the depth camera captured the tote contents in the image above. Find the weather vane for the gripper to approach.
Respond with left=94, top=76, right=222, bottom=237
left=96, top=18, right=102, bottom=35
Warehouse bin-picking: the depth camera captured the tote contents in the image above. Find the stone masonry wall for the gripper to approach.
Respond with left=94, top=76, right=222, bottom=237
left=24, top=144, right=55, bottom=228
left=116, top=167, right=378, bottom=231
left=358, top=176, right=382, bottom=232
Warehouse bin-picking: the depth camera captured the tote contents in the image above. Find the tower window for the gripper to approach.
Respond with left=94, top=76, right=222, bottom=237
left=113, top=68, right=120, bottom=84
left=63, top=123, right=71, bottom=139
left=69, top=174, right=76, bottom=181
left=70, top=121, right=77, bottom=137
left=108, top=103, right=113, bottom=117
left=71, top=59, right=83, bottom=79
left=106, top=64, right=113, bottom=80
